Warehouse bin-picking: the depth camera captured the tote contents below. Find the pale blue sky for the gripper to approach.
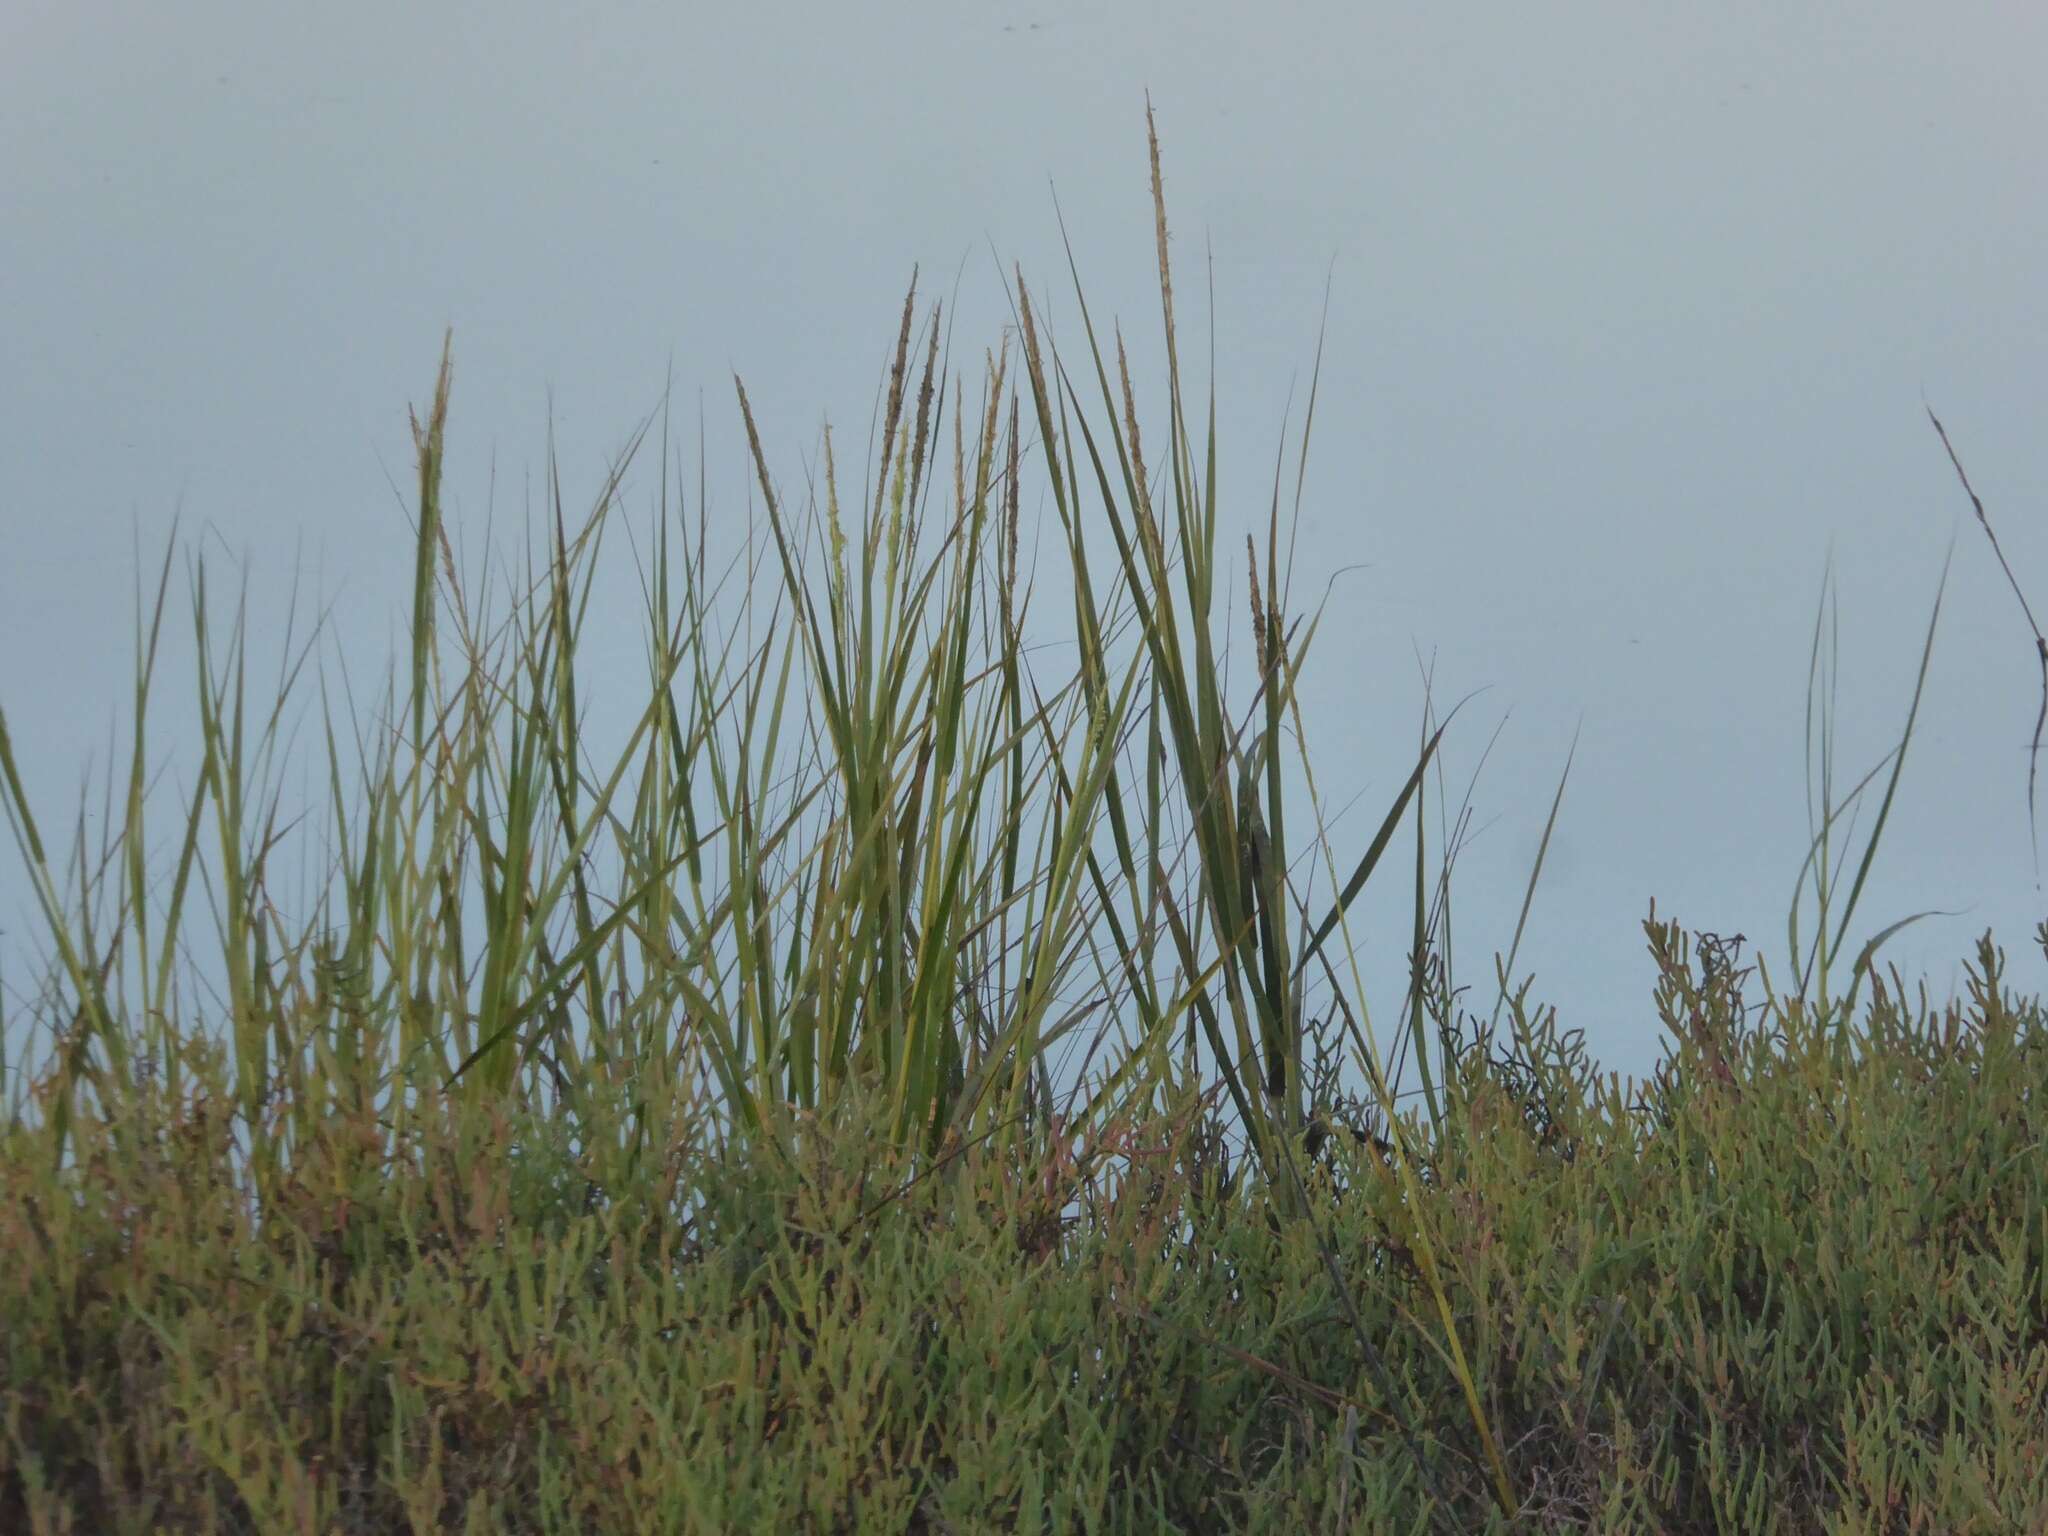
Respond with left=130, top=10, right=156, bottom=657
left=4, top=0, right=2045, bottom=1089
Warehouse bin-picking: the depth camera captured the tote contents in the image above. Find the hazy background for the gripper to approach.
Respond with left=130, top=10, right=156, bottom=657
left=5, top=0, right=2044, bottom=1092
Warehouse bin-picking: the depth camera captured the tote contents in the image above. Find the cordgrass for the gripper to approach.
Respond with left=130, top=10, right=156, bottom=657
left=2, top=104, right=2043, bottom=1532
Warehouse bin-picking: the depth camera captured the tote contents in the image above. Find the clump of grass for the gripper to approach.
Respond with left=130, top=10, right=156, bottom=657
left=2, top=104, right=2041, bottom=1530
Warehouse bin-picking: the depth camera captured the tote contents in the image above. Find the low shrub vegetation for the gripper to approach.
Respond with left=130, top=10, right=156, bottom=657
left=4, top=108, right=2042, bottom=1532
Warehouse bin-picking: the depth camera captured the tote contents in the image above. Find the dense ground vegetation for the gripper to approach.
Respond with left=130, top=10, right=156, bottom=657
left=4, top=112, right=2042, bottom=1531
